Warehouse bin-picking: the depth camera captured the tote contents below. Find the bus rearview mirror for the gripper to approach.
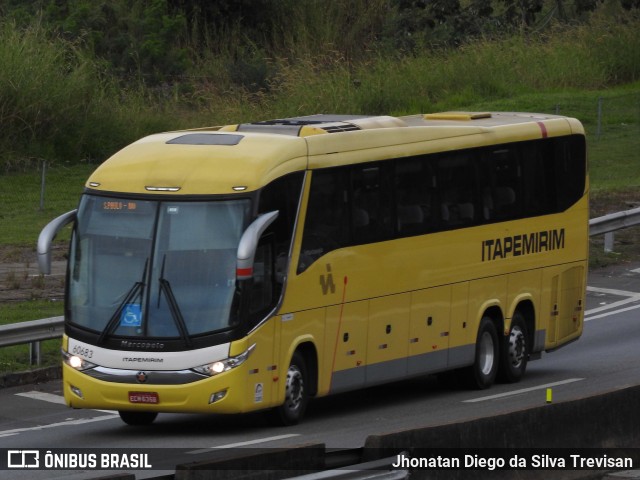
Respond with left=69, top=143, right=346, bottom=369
left=37, top=209, right=77, bottom=275
left=236, top=211, right=279, bottom=280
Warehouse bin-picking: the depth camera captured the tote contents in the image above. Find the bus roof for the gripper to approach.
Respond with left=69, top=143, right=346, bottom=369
left=86, top=112, right=584, bottom=195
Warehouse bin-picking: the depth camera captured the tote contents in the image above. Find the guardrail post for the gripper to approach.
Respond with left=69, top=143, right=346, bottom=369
left=604, top=232, right=615, bottom=253
left=29, top=341, right=41, bottom=366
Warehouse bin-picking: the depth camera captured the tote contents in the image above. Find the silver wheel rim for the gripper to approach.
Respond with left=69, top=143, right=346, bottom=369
left=284, top=365, right=304, bottom=412
left=478, top=331, right=495, bottom=376
left=508, top=325, right=526, bottom=368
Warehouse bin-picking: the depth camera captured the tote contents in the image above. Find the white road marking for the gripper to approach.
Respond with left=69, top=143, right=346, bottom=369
left=16, top=391, right=66, bottom=405
left=584, top=303, right=640, bottom=322
left=15, top=391, right=115, bottom=414
left=631, top=268, right=640, bottom=274
left=587, top=285, right=640, bottom=298
left=0, top=414, right=118, bottom=438
left=463, top=378, right=584, bottom=403
left=585, top=286, right=640, bottom=319
left=187, top=434, right=301, bottom=455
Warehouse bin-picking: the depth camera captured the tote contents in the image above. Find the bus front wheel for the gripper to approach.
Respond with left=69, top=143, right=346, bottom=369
left=465, top=316, right=499, bottom=389
left=498, top=312, right=528, bottom=383
left=118, top=411, right=158, bottom=426
left=271, top=351, right=309, bottom=426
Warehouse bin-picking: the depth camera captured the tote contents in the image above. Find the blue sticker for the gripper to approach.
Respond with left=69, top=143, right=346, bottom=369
left=120, top=304, right=142, bottom=327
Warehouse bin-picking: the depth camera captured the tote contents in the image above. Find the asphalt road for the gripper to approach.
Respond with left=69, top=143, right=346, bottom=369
left=0, top=261, right=639, bottom=479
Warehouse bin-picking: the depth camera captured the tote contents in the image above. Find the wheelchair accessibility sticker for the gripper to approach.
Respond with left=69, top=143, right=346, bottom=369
left=120, top=304, right=142, bottom=327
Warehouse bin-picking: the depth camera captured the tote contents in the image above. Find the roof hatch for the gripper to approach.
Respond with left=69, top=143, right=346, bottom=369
left=225, top=114, right=408, bottom=137
left=424, top=112, right=492, bottom=121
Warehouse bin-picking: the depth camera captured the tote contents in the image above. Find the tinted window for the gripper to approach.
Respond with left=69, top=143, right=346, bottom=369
left=351, top=164, right=394, bottom=244
left=297, top=134, right=586, bottom=273
left=395, top=157, right=437, bottom=235
left=298, top=168, right=350, bottom=273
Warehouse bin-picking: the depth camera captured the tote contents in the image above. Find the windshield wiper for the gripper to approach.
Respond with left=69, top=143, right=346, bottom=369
left=158, top=255, right=193, bottom=348
left=98, top=259, right=148, bottom=345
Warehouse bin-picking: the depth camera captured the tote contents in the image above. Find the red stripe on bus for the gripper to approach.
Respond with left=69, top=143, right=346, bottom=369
left=537, top=121, right=548, bottom=138
left=236, top=267, right=253, bottom=277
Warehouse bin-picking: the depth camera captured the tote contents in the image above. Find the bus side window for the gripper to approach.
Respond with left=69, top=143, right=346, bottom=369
left=437, top=153, right=477, bottom=227
left=480, top=147, right=522, bottom=222
left=395, top=157, right=436, bottom=235
left=249, top=238, right=275, bottom=317
left=298, top=168, right=349, bottom=273
left=521, top=140, right=555, bottom=216
left=554, top=136, right=586, bottom=211
left=351, top=164, right=393, bottom=244
left=258, top=172, right=304, bottom=283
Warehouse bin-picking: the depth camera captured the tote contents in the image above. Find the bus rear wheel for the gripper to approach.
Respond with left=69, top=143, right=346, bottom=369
left=498, top=312, right=528, bottom=383
left=118, top=411, right=158, bottom=426
left=465, top=316, right=499, bottom=389
left=271, top=352, right=309, bottom=426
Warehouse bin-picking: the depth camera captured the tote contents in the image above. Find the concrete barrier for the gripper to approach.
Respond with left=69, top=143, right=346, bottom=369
left=363, top=384, right=640, bottom=479
left=0, top=365, right=61, bottom=388
left=174, top=444, right=326, bottom=480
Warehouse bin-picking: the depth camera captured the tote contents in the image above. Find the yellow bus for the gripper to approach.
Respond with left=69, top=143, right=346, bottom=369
left=38, top=112, right=588, bottom=425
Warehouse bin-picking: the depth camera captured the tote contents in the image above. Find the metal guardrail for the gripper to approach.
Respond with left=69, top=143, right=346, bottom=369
left=0, top=316, right=64, bottom=365
left=1, top=207, right=639, bottom=365
left=589, top=205, right=640, bottom=253
left=589, top=206, right=640, bottom=236
left=0, top=316, right=64, bottom=348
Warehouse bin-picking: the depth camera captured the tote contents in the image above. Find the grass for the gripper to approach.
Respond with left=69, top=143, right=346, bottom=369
left=0, top=162, right=95, bottom=246
left=0, top=299, right=63, bottom=325
left=0, top=300, right=63, bottom=374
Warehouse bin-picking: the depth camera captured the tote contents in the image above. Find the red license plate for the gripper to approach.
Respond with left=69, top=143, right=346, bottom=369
left=128, top=392, right=159, bottom=404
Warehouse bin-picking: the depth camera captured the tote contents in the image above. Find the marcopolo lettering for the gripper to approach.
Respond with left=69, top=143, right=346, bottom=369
left=481, top=228, right=565, bottom=262
left=121, top=340, right=165, bottom=350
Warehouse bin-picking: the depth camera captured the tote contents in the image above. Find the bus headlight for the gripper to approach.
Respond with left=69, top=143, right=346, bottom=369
left=62, top=349, right=97, bottom=371
left=192, top=344, right=256, bottom=377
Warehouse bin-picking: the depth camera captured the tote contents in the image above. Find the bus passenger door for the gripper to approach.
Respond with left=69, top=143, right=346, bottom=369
left=408, top=286, right=451, bottom=375
left=243, top=239, right=279, bottom=409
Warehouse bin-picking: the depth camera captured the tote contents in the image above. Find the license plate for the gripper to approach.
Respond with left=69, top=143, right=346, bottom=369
left=128, top=392, right=159, bottom=404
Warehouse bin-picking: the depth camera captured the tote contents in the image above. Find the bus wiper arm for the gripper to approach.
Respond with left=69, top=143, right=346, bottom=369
left=158, top=255, right=193, bottom=348
left=159, top=278, right=192, bottom=348
left=98, top=259, right=148, bottom=345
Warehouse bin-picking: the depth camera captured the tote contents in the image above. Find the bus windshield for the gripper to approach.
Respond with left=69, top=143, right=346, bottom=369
left=68, top=195, right=251, bottom=340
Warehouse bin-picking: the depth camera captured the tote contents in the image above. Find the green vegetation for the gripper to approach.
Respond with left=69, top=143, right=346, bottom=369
left=0, top=299, right=62, bottom=325
left=1, top=1, right=639, bottom=168
left=0, top=163, right=94, bottom=245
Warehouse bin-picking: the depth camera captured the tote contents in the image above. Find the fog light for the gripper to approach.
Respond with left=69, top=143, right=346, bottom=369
left=70, top=385, right=84, bottom=399
left=209, top=390, right=227, bottom=404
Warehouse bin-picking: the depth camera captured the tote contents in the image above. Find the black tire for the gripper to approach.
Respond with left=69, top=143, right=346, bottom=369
left=464, top=316, right=499, bottom=389
left=498, top=311, right=529, bottom=383
left=271, top=351, right=309, bottom=426
left=118, top=411, right=158, bottom=426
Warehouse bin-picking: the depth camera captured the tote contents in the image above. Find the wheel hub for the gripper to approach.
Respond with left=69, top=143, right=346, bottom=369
left=284, top=365, right=304, bottom=411
left=508, top=326, right=526, bottom=367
